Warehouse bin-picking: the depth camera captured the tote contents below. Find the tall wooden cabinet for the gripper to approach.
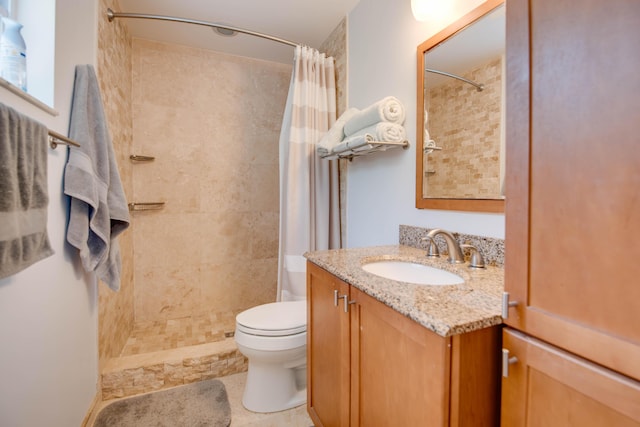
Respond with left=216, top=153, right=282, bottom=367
left=503, top=0, right=640, bottom=424
left=307, top=261, right=500, bottom=427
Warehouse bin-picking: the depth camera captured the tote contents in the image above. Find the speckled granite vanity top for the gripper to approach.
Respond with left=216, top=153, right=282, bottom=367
left=305, top=245, right=504, bottom=337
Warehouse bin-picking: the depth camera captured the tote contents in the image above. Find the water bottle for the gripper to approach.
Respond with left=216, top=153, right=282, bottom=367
left=0, top=17, right=27, bottom=91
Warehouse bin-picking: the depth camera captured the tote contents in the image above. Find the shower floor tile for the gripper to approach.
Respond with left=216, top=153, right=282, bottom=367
left=121, top=310, right=240, bottom=356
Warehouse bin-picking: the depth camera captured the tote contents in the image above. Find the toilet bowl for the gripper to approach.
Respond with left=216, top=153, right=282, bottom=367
left=234, top=300, right=307, bottom=413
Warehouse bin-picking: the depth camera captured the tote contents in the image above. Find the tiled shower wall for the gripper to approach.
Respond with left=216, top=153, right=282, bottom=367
left=97, top=0, right=135, bottom=371
left=131, top=39, right=292, bottom=322
left=424, top=57, right=502, bottom=199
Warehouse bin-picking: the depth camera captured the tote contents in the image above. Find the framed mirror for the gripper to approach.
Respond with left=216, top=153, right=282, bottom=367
left=416, top=0, right=505, bottom=212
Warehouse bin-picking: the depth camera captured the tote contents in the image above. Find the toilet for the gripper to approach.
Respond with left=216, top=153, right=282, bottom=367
left=234, top=300, right=307, bottom=413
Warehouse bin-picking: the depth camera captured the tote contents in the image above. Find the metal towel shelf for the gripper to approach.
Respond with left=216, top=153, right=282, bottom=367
left=319, top=140, right=410, bottom=161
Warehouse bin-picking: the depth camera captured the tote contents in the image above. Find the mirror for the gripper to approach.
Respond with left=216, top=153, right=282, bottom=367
left=416, top=0, right=505, bottom=212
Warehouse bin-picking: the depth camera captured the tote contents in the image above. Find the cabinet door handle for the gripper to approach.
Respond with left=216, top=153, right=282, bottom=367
left=502, top=292, right=518, bottom=319
left=338, top=295, right=356, bottom=313
left=334, top=290, right=339, bottom=307
left=502, top=348, right=518, bottom=378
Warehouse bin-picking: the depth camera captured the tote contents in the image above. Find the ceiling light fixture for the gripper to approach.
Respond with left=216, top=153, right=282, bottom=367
left=411, top=0, right=454, bottom=22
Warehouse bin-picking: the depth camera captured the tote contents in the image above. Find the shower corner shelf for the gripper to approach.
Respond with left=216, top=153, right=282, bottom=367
left=319, top=140, right=410, bottom=161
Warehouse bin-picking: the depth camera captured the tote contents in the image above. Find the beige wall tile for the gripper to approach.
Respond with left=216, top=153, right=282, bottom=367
left=132, top=39, right=290, bottom=322
left=425, top=57, right=502, bottom=198
left=97, top=0, right=135, bottom=370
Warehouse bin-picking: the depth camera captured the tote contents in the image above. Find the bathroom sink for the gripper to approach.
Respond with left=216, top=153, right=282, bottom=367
left=362, top=261, right=464, bottom=285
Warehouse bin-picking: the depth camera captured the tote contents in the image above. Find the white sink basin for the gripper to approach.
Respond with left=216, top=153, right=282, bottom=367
left=362, top=261, right=464, bottom=285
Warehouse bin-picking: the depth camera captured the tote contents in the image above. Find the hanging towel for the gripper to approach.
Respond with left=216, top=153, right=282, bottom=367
left=343, top=96, right=405, bottom=136
left=316, top=107, right=360, bottom=156
left=0, top=103, right=53, bottom=279
left=64, top=65, right=130, bottom=291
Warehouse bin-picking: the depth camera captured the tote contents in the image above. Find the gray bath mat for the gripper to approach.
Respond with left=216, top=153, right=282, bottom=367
left=94, top=379, right=231, bottom=427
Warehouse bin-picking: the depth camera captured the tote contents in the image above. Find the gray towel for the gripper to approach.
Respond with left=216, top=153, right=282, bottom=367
left=64, top=65, right=130, bottom=291
left=0, top=103, right=54, bottom=279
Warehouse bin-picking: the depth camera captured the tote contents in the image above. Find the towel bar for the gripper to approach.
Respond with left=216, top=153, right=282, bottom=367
left=48, top=130, right=81, bottom=149
left=424, top=139, right=442, bottom=154
left=128, top=202, right=165, bottom=211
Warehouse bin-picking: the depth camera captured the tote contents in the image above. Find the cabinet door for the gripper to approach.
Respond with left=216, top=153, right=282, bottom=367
left=449, top=327, right=501, bottom=427
left=505, top=0, right=640, bottom=380
left=502, top=328, right=640, bottom=426
left=349, top=287, right=450, bottom=427
left=307, top=262, right=350, bottom=427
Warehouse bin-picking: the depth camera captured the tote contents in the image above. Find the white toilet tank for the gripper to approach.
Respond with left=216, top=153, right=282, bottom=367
left=281, top=255, right=307, bottom=301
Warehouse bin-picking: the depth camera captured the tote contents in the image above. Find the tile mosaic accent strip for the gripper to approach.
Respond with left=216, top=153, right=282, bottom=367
left=102, top=344, right=247, bottom=400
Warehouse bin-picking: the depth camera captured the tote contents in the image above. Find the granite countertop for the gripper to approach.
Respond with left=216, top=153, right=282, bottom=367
left=304, top=245, right=504, bottom=337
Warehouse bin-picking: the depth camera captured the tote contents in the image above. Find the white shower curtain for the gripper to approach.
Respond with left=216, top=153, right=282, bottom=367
left=277, top=46, right=340, bottom=301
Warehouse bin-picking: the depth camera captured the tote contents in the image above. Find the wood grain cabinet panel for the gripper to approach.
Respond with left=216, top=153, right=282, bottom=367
left=350, top=286, right=450, bottom=427
left=501, top=329, right=640, bottom=427
left=505, top=0, right=640, bottom=381
left=307, top=263, right=350, bottom=427
left=504, top=1, right=640, bottom=424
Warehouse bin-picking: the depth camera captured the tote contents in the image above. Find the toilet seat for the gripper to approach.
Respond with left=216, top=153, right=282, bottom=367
left=236, top=300, right=306, bottom=337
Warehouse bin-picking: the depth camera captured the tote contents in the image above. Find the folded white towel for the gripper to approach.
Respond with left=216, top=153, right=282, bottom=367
left=316, top=108, right=359, bottom=153
left=343, top=96, right=405, bottom=136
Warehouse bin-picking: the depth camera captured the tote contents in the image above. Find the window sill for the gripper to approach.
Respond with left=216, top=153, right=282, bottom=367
left=0, top=77, right=58, bottom=116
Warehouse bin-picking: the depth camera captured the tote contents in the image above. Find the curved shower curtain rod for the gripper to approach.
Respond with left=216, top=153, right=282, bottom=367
left=425, top=68, right=485, bottom=92
left=106, top=8, right=300, bottom=48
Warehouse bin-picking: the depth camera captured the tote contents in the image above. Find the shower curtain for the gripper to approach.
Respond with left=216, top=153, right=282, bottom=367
left=277, top=46, right=340, bottom=301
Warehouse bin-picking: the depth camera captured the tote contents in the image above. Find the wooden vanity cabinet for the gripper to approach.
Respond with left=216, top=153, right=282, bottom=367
left=503, top=0, right=640, bottom=425
left=307, top=261, right=500, bottom=427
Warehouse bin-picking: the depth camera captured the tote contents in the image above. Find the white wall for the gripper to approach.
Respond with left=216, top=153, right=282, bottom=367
left=0, top=1, right=100, bottom=426
left=346, top=0, right=504, bottom=248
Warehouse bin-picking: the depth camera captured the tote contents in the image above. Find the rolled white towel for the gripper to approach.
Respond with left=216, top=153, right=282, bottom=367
left=316, top=107, right=360, bottom=152
left=333, top=133, right=375, bottom=154
left=356, top=122, right=406, bottom=142
left=343, top=96, right=405, bottom=136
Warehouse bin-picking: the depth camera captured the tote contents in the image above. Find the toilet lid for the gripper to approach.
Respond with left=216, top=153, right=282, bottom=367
left=236, top=301, right=306, bottom=337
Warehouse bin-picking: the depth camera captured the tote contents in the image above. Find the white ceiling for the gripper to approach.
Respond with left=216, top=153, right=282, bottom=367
left=112, top=0, right=361, bottom=64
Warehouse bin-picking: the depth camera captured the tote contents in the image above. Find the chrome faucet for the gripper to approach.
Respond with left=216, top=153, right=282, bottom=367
left=425, top=229, right=465, bottom=264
